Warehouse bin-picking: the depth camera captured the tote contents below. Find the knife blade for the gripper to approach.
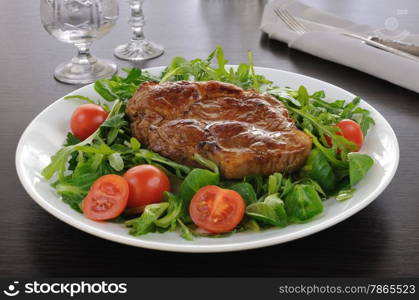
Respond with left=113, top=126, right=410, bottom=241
left=369, top=36, right=419, bottom=57
left=342, top=33, right=419, bottom=62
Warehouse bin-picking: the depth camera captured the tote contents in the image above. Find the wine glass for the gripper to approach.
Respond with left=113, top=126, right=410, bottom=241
left=40, top=0, right=119, bottom=84
left=114, top=0, right=164, bottom=61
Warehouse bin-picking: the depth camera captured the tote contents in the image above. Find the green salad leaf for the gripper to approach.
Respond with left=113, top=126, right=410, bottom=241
left=179, top=169, right=219, bottom=207
left=267, top=173, right=283, bottom=195
left=130, top=137, right=141, bottom=151
left=95, top=68, right=158, bottom=101
left=244, top=175, right=265, bottom=197
left=64, top=95, right=97, bottom=105
left=64, top=132, right=81, bottom=146
left=304, top=130, right=349, bottom=169
left=42, top=100, right=125, bottom=180
left=300, top=149, right=337, bottom=192
left=154, top=192, right=183, bottom=228
left=160, top=45, right=271, bottom=90
left=335, top=187, right=356, bottom=201
left=177, top=219, right=194, bottom=241
left=241, top=219, right=260, bottom=232
left=54, top=153, right=114, bottom=211
left=192, top=153, right=219, bottom=174
left=246, top=194, right=288, bottom=227
left=126, top=202, right=170, bottom=236
left=348, top=153, right=374, bottom=186
left=135, top=149, right=192, bottom=178
left=42, top=147, right=76, bottom=181
left=108, top=153, right=124, bottom=171
left=229, top=182, right=257, bottom=205
left=284, top=184, right=324, bottom=223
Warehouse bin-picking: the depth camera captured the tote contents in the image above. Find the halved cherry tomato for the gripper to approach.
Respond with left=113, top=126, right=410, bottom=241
left=123, top=165, right=171, bottom=208
left=325, top=119, right=364, bottom=152
left=70, top=104, right=108, bottom=140
left=189, top=185, right=245, bottom=234
left=82, top=174, right=129, bottom=221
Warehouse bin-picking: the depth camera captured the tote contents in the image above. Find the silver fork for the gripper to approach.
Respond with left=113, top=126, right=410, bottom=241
left=273, top=7, right=419, bottom=62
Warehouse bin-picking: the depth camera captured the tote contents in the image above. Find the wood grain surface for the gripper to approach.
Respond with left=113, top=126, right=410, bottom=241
left=1, top=0, right=418, bottom=277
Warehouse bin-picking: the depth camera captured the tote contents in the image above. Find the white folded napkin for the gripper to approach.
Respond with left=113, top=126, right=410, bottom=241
left=261, top=0, right=419, bottom=93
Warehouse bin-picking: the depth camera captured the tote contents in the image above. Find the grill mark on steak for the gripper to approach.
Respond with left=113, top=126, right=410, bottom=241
left=126, top=80, right=312, bottom=179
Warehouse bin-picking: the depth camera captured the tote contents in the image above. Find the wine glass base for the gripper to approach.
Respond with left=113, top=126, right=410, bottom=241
left=54, top=58, right=117, bottom=85
left=114, top=39, right=164, bottom=61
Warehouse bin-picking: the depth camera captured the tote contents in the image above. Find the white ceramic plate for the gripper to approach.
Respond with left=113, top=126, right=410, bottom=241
left=15, top=66, right=399, bottom=253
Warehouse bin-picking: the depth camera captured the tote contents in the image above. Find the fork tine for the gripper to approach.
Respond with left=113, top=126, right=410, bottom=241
left=274, top=8, right=304, bottom=34
left=281, top=8, right=307, bottom=32
left=274, top=8, right=297, bottom=32
left=274, top=7, right=307, bottom=34
left=280, top=8, right=306, bottom=33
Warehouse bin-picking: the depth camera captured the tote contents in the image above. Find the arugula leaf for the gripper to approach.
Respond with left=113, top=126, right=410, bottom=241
left=348, top=153, right=374, bottom=186
left=284, top=184, right=324, bottom=223
left=269, top=87, right=375, bottom=168
left=246, top=194, right=287, bottom=227
left=75, top=143, right=115, bottom=155
left=135, top=150, right=192, bottom=178
left=124, top=68, right=142, bottom=83
left=351, top=107, right=375, bottom=136
left=160, top=56, right=193, bottom=82
left=297, top=85, right=310, bottom=106
left=67, top=152, right=79, bottom=171
left=215, top=45, right=229, bottom=78
left=108, top=153, right=124, bottom=171
left=287, top=105, right=356, bottom=153
left=55, top=183, right=87, bottom=212
left=311, top=90, right=326, bottom=100
left=130, top=137, right=141, bottom=151
left=341, top=97, right=361, bottom=118
left=64, top=132, right=80, bottom=146
left=154, top=192, right=182, bottom=228
left=236, top=64, right=250, bottom=82
left=94, top=80, right=119, bottom=101
left=127, top=203, right=170, bottom=236
left=95, top=68, right=158, bottom=102
left=42, top=100, right=124, bottom=180
left=304, top=130, right=348, bottom=169
left=64, top=95, right=112, bottom=112
left=101, top=113, right=128, bottom=144
left=177, top=219, right=194, bottom=241
left=42, top=147, right=75, bottom=181
left=160, top=45, right=271, bottom=90
left=247, top=50, right=260, bottom=91
left=101, top=113, right=128, bottom=129
left=54, top=154, right=113, bottom=211
left=64, top=95, right=96, bottom=104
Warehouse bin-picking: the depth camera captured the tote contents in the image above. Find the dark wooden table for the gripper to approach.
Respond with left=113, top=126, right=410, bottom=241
left=1, top=0, right=419, bottom=277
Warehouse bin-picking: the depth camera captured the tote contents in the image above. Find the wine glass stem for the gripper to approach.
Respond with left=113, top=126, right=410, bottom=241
left=129, top=0, right=145, bottom=41
left=74, top=43, right=95, bottom=65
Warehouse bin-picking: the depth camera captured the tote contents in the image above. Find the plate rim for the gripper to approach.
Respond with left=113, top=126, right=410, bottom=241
left=15, top=66, right=400, bottom=253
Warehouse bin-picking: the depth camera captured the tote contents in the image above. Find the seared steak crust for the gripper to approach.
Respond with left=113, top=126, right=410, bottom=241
left=126, top=81, right=312, bottom=179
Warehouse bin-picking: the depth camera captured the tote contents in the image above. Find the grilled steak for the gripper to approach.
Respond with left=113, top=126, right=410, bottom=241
left=126, top=80, right=312, bottom=179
